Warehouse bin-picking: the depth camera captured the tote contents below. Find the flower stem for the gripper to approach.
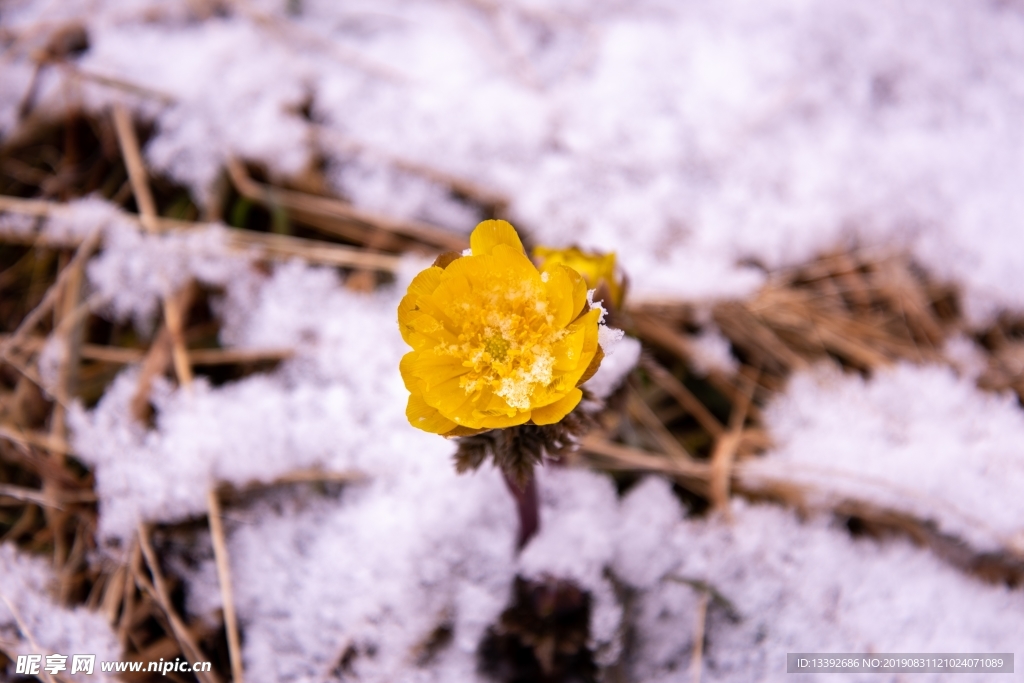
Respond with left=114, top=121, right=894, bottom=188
left=502, top=469, right=539, bottom=550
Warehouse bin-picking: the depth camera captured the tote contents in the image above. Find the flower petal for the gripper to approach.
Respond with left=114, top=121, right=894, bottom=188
left=470, top=219, right=525, bottom=256
left=530, top=387, right=582, bottom=425
left=569, top=266, right=589, bottom=320
left=406, top=313, right=456, bottom=348
left=471, top=405, right=531, bottom=429
left=562, top=308, right=602, bottom=387
left=550, top=324, right=587, bottom=372
left=423, top=374, right=476, bottom=418
left=489, top=245, right=542, bottom=288
left=533, top=245, right=622, bottom=308
left=442, top=424, right=491, bottom=438
left=543, top=263, right=587, bottom=328
left=397, top=266, right=445, bottom=346
left=576, top=343, right=604, bottom=385
left=437, top=246, right=540, bottom=305
left=402, top=351, right=468, bottom=392
left=406, top=393, right=459, bottom=434
left=475, top=389, right=532, bottom=427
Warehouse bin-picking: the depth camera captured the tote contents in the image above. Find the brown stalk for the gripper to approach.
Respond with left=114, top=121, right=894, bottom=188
left=102, top=562, right=127, bottom=625
left=163, top=281, right=195, bottom=387
left=64, top=64, right=177, bottom=104
left=207, top=489, right=244, bottom=683
left=585, top=435, right=1024, bottom=585
left=46, top=222, right=90, bottom=576
left=0, top=483, right=62, bottom=508
left=226, top=230, right=403, bottom=272
left=831, top=253, right=872, bottom=311
left=112, top=103, right=159, bottom=232
left=0, top=349, right=66, bottom=409
left=0, top=439, right=83, bottom=492
left=711, top=301, right=808, bottom=374
left=638, top=355, right=724, bottom=438
left=0, top=193, right=406, bottom=271
left=709, top=368, right=758, bottom=513
left=0, top=424, right=73, bottom=456
left=580, top=434, right=711, bottom=498
left=708, top=431, right=741, bottom=516
left=0, top=226, right=100, bottom=591
left=689, top=590, right=709, bottom=683
left=0, top=337, right=294, bottom=366
left=130, top=326, right=173, bottom=423
left=58, top=520, right=88, bottom=603
left=315, top=125, right=511, bottom=217
left=0, top=228, right=101, bottom=361
left=267, top=468, right=365, bottom=486
left=117, top=541, right=140, bottom=649
left=286, top=204, right=406, bottom=251
left=226, top=157, right=467, bottom=252
left=1, top=505, right=40, bottom=543
left=630, top=311, right=693, bottom=360
left=112, top=104, right=196, bottom=393
left=625, top=384, right=697, bottom=467
left=136, top=523, right=221, bottom=683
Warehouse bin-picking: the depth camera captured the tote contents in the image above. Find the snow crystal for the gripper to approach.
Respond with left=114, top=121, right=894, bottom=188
left=43, top=197, right=124, bottom=244
left=583, top=332, right=639, bottom=400
left=614, top=481, right=1024, bottom=683
left=518, top=467, right=624, bottom=664
left=0, top=545, right=120, bottom=683
left=688, top=325, right=740, bottom=378
left=749, top=362, right=1024, bottom=552
left=190, top=467, right=516, bottom=683
left=86, top=220, right=248, bottom=331
left=69, top=260, right=426, bottom=542
left=0, top=212, right=37, bottom=239
left=943, top=333, right=990, bottom=383
left=327, top=153, right=481, bottom=231
left=7, top=0, right=1024, bottom=319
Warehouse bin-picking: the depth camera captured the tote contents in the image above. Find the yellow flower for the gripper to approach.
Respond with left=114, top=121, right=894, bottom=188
left=399, top=220, right=603, bottom=436
left=532, top=245, right=624, bottom=309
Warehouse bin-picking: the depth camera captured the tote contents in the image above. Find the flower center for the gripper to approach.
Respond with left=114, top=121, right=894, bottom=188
left=444, top=279, right=564, bottom=412
left=484, top=334, right=510, bottom=362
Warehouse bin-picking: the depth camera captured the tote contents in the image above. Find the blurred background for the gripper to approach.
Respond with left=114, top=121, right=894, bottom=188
left=2, top=1, right=1024, bottom=681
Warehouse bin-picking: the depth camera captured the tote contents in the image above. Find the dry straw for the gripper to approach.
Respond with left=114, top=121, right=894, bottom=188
left=3, top=99, right=1024, bottom=681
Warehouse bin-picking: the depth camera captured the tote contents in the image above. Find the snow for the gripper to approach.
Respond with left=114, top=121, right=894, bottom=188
left=615, top=480, right=1024, bottom=683
left=518, top=467, right=624, bottom=665
left=746, top=361, right=1024, bottom=554
left=688, top=326, right=740, bottom=378
left=5, top=0, right=1024, bottom=318
left=0, top=546, right=120, bottom=683
left=190, top=465, right=518, bottom=683
left=176, top=463, right=1024, bottom=682
left=4, top=0, right=1024, bottom=680
left=584, top=327, right=637, bottom=400
left=69, top=259, right=428, bottom=542
left=86, top=216, right=245, bottom=331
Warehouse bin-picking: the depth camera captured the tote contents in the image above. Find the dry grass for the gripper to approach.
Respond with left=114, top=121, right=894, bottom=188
left=0, top=106, right=404, bottom=681
left=2, top=102, right=1024, bottom=682
left=581, top=247, right=1024, bottom=589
